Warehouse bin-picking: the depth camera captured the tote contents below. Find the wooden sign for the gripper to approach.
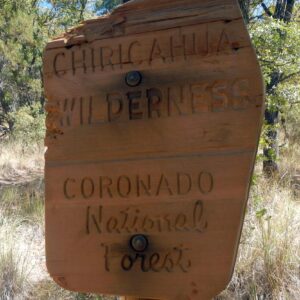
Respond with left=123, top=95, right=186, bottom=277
left=43, top=0, right=264, bottom=299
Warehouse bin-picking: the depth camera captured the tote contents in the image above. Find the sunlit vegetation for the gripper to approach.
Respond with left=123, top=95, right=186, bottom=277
left=0, top=0, right=299, bottom=299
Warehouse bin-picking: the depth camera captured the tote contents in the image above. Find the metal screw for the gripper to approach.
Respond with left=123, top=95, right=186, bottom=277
left=130, top=234, right=148, bottom=252
left=125, top=71, right=142, bottom=87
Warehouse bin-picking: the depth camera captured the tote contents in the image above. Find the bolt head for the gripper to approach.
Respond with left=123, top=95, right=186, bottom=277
left=125, top=71, right=142, bottom=87
left=130, top=234, right=148, bottom=252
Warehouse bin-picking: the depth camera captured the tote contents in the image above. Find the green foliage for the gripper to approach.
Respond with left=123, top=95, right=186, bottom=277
left=250, top=18, right=300, bottom=108
left=247, top=4, right=300, bottom=172
left=8, top=103, right=45, bottom=144
left=0, top=0, right=47, bottom=129
left=44, top=0, right=95, bottom=30
left=42, top=0, right=122, bottom=30
left=94, top=0, right=122, bottom=13
left=0, top=0, right=122, bottom=136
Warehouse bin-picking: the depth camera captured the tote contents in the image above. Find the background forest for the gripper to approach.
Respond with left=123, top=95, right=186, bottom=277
left=0, top=0, right=299, bottom=299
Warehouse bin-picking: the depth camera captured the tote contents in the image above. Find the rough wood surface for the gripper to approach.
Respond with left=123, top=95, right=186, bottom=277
left=43, top=0, right=264, bottom=299
left=120, top=296, right=151, bottom=300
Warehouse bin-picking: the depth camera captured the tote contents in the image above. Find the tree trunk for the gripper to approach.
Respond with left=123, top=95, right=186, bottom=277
left=284, top=0, right=295, bottom=22
left=263, top=70, right=281, bottom=175
left=238, top=0, right=250, bottom=23
left=263, top=109, right=279, bottom=175
left=262, top=0, right=295, bottom=176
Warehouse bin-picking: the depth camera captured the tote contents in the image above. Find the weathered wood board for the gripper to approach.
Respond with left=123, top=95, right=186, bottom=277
left=43, top=0, right=264, bottom=299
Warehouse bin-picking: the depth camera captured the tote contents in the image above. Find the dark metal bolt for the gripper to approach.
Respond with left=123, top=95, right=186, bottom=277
left=130, top=234, right=148, bottom=252
left=125, top=71, right=142, bottom=87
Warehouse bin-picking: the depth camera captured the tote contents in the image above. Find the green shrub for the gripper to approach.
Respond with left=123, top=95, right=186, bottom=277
left=8, top=103, right=45, bottom=145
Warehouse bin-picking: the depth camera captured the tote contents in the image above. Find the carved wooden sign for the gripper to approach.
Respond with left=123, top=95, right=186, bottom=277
left=43, top=0, right=264, bottom=299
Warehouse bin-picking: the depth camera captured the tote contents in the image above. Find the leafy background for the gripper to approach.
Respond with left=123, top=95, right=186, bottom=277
left=0, top=1, right=299, bottom=299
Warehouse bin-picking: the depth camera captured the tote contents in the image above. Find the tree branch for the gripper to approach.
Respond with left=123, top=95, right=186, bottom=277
left=79, top=0, right=88, bottom=21
left=249, top=14, right=265, bottom=21
left=279, top=71, right=300, bottom=83
left=284, top=0, right=296, bottom=22
left=31, top=0, right=38, bottom=8
left=261, top=2, right=273, bottom=17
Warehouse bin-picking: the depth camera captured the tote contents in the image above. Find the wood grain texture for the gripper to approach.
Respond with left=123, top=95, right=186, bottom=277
left=120, top=297, right=152, bottom=300
left=43, top=0, right=264, bottom=299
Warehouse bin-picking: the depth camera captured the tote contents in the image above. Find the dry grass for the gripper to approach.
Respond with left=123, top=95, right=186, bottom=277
left=0, top=136, right=299, bottom=299
left=0, top=179, right=44, bottom=225
left=0, top=139, right=44, bottom=185
left=29, top=279, right=113, bottom=300
left=0, top=179, right=114, bottom=299
left=218, top=177, right=300, bottom=299
left=0, top=219, right=32, bottom=299
left=217, top=142, right=300, bottom=300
